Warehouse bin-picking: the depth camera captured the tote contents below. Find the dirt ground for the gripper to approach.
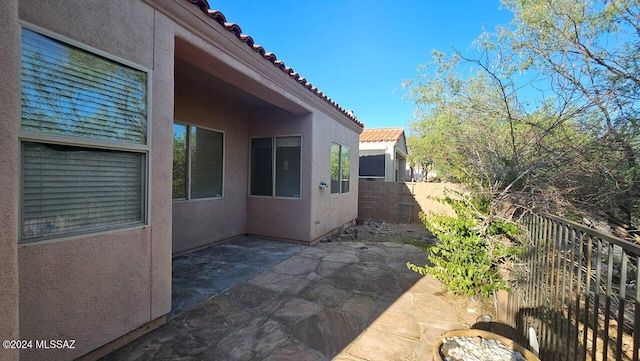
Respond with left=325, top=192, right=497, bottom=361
left=331, top=219, right=499, bottom=333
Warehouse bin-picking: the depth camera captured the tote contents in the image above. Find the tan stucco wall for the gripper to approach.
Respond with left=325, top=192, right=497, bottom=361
left=19, top=230, right=154, bottom=360
left=157, top=0, right=363, bottom=245
left=148, top=9, right=175, bottom=323
left=4, top=0, right=364, bottom=359
left=16, top=1, right=173, bottom=360
left=246, top=109, right=314, bottom=242
left=310, top=112, right=360, bottom=240
left=172, top=59, right=250, bottom=253
left=0, top=1, right=20, bottom=360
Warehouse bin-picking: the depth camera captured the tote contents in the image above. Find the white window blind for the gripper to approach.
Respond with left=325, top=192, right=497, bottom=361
left=172, top=123, right=224, bottom=200
left=190, top=126, right=223, bottom=198
left=21, top=28, right=147, bottom=144
left=22, top=142, right=145, bottom=241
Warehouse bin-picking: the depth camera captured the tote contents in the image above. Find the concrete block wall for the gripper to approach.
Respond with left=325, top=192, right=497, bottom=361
left=358, top=180, right=462, bottom=223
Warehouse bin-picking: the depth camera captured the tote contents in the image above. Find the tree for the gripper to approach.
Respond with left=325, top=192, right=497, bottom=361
left=501, top=0, right=640, bottom=229
left=405, top=0, right=639, bottom=237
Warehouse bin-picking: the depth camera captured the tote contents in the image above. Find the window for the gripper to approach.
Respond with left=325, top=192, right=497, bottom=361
left=251, top=136, right=301, bottom=198
left=359, top=154, right=385, bottom=177
left=20, top=27, right=149, bottom=243
left=172, top=123, right=224, bottom=200
left=331, top=143, right=350, bottom=194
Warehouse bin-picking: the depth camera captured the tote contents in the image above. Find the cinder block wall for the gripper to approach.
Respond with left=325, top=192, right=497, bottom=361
left=357, top=180, right=462, bottom=223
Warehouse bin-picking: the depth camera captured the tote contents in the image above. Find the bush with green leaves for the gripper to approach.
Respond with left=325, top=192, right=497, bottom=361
left=407, top=193, right=521, bottom=298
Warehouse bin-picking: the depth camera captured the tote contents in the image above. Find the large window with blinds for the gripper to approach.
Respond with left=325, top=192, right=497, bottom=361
left=20, top=27, right=149, bottom=243
left=251, top=136, right=301, bottom=198
left=172, top=123, right=224, bottom=200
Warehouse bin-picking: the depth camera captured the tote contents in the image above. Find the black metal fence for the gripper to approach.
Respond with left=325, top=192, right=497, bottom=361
left=507, top=213, right=640, bottom=360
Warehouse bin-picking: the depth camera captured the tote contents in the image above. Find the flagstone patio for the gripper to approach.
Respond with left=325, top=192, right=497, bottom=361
left=101, top=236, right=478, bottom=361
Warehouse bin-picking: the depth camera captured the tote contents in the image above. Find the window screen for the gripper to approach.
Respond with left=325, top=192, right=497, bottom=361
left=359, top=154, right=386, bottom=177
left=191, top=126, right=223, bottom=198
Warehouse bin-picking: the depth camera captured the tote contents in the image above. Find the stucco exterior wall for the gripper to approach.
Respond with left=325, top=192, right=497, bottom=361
left=246, top=109, right=313, bottom=242
left=149, top=9, right=176, bottom=323
left=4, top=0, right=364, bottom=358
left=172, top=59, right=250, bottom=253
left=310, top=112, right=360, bottom=240
left=161, top=0, right=361, bottom=245
left=0, top=1, right=20, bottom=360
left=16, top=1, right=173, bottom=360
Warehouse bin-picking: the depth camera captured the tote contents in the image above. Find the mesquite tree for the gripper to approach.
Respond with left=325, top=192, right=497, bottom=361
left=405, top=0, right=639, bottom=238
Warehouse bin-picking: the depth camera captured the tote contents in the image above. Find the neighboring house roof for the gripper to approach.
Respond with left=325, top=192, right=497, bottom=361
left=359, top=128, right=405, bottom=143
left=187, top=0, right=363, bottom=128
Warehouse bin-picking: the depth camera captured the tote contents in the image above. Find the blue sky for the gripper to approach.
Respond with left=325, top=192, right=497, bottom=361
left=213, top=1, right=514, bottom=129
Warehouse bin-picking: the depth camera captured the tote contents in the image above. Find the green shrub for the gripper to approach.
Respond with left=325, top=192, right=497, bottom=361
left=407, top=194, right=520, bottom=297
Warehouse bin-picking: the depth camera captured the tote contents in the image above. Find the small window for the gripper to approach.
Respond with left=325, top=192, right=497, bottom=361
left=20, top=27, right=149, bottom=243
left=331, top=142, right=350, bottom=194
left=172, top=123, right=224, bottom=200
left=251, top=136, right=301, bottom=198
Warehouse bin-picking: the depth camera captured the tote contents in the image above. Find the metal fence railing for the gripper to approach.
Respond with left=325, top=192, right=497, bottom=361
left=507, top=213, right=640, bottom=361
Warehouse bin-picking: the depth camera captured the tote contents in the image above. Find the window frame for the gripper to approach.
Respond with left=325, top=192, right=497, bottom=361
left=330, top=142, right=351, bottom=195
left=18, top=22, right=152, bottom=244
left=249, top=135, right=303, bottom=199
left=172, top=122, right=225, bottom=201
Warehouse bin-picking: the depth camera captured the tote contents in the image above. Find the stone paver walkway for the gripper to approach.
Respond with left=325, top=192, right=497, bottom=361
left=102, top=239, right=466, bottom=361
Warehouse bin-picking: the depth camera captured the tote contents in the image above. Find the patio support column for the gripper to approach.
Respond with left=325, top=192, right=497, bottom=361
left=0, top=0, right=21, bottom=360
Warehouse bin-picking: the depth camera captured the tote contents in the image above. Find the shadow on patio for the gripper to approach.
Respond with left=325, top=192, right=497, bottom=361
left=101, top=236, right=467, bottom=361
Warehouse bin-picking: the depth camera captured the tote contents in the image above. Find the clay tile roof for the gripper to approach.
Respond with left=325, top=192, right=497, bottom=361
left=187, top=0, right=363, bottom=128
left=359, top=128, right=405, bottom=143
